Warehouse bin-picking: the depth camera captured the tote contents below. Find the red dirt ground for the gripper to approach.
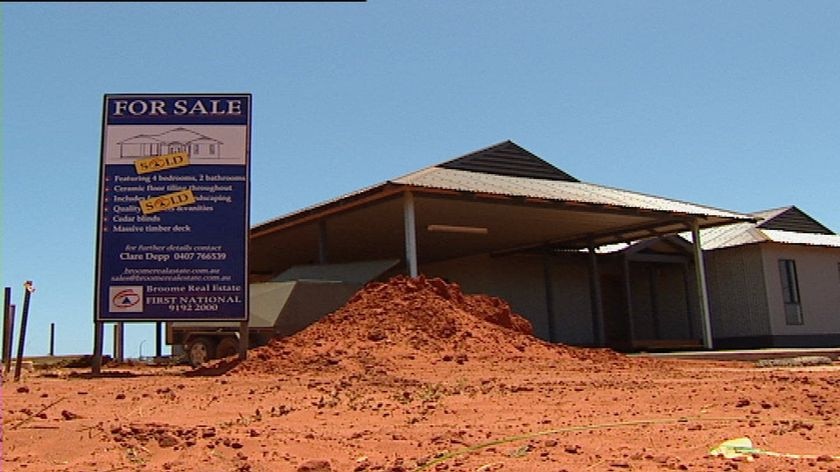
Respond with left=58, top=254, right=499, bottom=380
left=2, top=276, right=839, bottom=471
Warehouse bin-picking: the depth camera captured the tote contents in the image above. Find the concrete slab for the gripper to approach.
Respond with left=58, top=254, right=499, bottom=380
left=631, top=347, right=840, bottom=362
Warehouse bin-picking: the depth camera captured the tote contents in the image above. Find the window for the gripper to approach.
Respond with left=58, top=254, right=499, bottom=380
left=193, top=144, right=200, bottom=154
left=209, top=144, right=216, bottom=154
left=778, top=259, right=803, bottom=325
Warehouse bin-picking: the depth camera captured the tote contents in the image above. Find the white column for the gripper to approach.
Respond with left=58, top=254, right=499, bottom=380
left=588, top=244, right=605, bottom=346
left=692, top=222, right=714, bottom=349
left=403, top=192, right=418, bottom=277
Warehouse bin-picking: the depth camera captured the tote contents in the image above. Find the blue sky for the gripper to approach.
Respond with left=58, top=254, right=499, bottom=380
left=2, top=2, right=839, bottom=356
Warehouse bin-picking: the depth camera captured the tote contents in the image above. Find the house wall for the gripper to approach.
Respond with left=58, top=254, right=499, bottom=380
left=545, top=255, right=595, bottom=345
left=760, top=243, right=840, bottom=337
left=421, top=253, right=595, bottom=345
left=627, top=262, right=696, bottom=341
left=704, top=244, right=772, bottom=339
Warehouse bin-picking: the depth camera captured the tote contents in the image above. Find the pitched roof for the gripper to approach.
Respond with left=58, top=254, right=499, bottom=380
left=437, top=140, right=578, bottom=182
left=698, top=206, right=840, bottom=250
left=392, top=166, right=745, bottom=219
left=754, top=206, right=834, bottom=234
left=252, top=140, right=749, bottom=238
left=250, top=141, right=758, bottom=275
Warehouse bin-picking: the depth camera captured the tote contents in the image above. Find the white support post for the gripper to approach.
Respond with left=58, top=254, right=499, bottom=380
left=587, top=244, right=605, bottom=346
left=692, top=222, right=714, bottom=349
left=403, top=192, right=418, bottom=277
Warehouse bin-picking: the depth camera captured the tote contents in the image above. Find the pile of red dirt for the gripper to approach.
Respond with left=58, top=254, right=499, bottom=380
left=229, top=275, right=624, bottom=376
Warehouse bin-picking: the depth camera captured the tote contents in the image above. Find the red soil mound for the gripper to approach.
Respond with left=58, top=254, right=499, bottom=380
left=229, top=275, right=624, bottom=376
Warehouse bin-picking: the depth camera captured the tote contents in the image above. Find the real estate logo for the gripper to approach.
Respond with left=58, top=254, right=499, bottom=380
left=109, top=286, right=144, bottom=313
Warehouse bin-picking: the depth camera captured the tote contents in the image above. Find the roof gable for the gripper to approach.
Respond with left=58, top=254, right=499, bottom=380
left=438, top=140, right=579, bottom=182
left=755, top=206, right=834, bottom=235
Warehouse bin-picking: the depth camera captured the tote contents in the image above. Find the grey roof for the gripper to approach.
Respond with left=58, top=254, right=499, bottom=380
left=253, top=140, right=749, bottom=235
left=250, top=141, right=760, bottom=276
left=697, top=206, right=840, bottom=250
left=393, top=166, right=746, bottom=220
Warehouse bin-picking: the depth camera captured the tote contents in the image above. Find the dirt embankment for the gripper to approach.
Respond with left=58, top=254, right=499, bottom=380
left=230, top=275, right=625, bottom=377
left=4, top=275, right=838, bottom=472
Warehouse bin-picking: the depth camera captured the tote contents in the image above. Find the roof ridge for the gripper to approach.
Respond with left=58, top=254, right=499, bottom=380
left=436, top=140, right=578, bottom=182
left=750, top=206, right=793, bottom=221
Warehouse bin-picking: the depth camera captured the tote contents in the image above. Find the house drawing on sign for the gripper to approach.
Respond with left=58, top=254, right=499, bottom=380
left=698, top=206, right=840, bottom=349
left=118, top=127, right=223, bottom=159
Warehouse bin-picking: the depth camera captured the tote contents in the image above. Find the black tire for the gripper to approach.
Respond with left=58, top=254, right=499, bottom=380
left=215, top=336, right=240, bottom=360
left=187, top=337, right=216, bottom=367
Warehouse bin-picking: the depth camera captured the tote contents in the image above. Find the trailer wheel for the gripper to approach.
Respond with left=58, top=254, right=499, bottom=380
left=187, top=337, right=215, bottom=367
left=216, top=336, right=240, bottom=360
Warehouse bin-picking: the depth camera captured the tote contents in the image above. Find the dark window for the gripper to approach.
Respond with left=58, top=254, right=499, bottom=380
left=778, top=259, right=803, bottom=325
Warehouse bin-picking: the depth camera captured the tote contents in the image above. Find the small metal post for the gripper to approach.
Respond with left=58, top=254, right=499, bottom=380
left=4, top=305, right=16, bottom=374
left=2, top=287, right=11, bottom=364
left=49, top=323, right=55, bottom=356
left=14, top=281, right=35, bottom=382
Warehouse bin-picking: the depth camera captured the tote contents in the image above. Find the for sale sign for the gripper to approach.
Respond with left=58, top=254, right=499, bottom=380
left=95, top=94, right=251, bottom=321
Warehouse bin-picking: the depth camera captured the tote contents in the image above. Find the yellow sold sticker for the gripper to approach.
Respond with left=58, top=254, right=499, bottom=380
left=134, top=152, right=190, bottom=175
left=140, top=189, right=196, bottom=215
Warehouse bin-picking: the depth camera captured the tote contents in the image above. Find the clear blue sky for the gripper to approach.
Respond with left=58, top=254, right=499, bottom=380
left=2, top=2, right=839, bottom=357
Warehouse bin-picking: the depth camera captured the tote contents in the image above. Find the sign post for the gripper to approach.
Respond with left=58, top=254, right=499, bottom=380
left=14, top=281, right=35, bottom=382
left=4, top=305, right=15, bottom=374
left=49, top=322, right=55, bottom=357
left=2, top=287, right=11, bottom=365
left=94, top=94, right=251, bottom=370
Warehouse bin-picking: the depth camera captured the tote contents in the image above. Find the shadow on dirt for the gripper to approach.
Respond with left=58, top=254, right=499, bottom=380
left=68, top=370, right=140, bottom=379
left=183, top=358, right=241, bottom=377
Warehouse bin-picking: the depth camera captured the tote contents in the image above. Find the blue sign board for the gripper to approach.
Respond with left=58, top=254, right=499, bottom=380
left=95, top=94, right=251, bottom=321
